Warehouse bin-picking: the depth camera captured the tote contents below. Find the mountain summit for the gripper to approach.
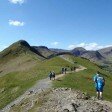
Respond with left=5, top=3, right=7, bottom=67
left=0, top=40, right=46, bottom=60
left=71, top=47, right=87, bottom=56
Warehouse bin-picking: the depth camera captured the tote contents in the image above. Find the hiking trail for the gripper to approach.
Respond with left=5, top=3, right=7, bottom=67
left=1, top=65, right=86, bottom=112
left=1, top=57, right=112, bottom=112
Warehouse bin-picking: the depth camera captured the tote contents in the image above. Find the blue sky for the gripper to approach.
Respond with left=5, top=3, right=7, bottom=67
left=0, top=0, right=112, bottom=51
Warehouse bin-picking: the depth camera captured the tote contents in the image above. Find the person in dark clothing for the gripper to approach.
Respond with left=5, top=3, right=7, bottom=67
left=74, top=67, right=76, bottom=71
left=49, top=71, right=52, bottom=80
left=62, top=68, right=64, bottom=74
left=52, top=71, right=56, bottom=80
left=71, top=67, right=73, bottom=71
left=64, top=68, right=67, bottom=74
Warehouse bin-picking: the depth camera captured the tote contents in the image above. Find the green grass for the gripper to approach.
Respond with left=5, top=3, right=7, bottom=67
left=0, top=56, right=74, bottom=109
left=1, top=53, right=112, bottom=109
left=53, top=56, right=112, bottom=101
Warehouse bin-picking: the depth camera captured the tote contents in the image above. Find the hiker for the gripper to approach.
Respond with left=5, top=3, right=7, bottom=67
left=74, top=67, right=76, bottom=71
left=71, top=67, right=73, bottom=71
left=64, top=68, right=67, bottom=74
left=52, top=71, right=56, bottom=80
left=93, top=71, right=105, bottom=100
left=49, top=71, right=52, bottom=80
left=61, top=68, right=64, bottom=74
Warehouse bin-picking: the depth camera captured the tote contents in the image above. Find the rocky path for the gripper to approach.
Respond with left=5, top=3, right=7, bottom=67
left=1, top=66, right=86, bottom=112
left=96, top=100, right=112, bottom=110
left=0, top=78, right=52, bottom=112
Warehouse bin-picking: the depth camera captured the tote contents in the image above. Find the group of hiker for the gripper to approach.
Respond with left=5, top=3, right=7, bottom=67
left=70, top=67, right=76, bottom=71
left=61, top=67, right=67, bottom=74
left=48, top=71, right=56, bottom=80
left=48, top=68, right=105, bottom=100
left=48, top=66, right=76, bottom=80
left=61, top=66, right=76, bottom=74
left=48, top=67, right=68, bottom=80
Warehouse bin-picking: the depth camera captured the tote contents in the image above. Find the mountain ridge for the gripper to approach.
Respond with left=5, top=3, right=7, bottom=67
left=1, top=40, right=112, bottom=72
left=1, top=40, right=112, bottom=110
left=1, top=40, right=112, bottom=61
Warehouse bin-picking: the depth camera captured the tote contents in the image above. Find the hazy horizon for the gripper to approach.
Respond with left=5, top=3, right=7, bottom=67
left=0, top=39, right=112, bottom=52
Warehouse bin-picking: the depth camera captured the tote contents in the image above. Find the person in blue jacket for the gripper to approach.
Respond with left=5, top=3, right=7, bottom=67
left=93, top=71, right=105, bottom=100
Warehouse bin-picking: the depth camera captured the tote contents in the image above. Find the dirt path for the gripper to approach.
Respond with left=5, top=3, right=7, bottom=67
left=1, top=66, right=86, bottom=112
left=1, top=65, right=112, bottom=112
left=0, top=78, right=52, bottom=112
left=0, top=56, right=112, bottom=112
left=55, top=66, right=86, bottom=80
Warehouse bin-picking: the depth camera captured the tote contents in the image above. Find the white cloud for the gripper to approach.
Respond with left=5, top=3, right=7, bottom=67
left=9, top=20, right=25, bottom=26
left=68, top=45, right=76, bottom=50
left=51, top=42, right=59, bottom=46
left=9, top=0, right=25, bottom=4
left=68, top=42, right=112, bottom=50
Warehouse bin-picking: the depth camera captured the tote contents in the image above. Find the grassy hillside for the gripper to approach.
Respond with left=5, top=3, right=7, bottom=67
left=53, top=55, right=112, bottom=101
left=0, top=53, right=42, bottom=76
left=0, top=40, right=44, bottom=62
left=0, top=55, right=75, bottom=109
left=1, top=41, right=112, bottom=110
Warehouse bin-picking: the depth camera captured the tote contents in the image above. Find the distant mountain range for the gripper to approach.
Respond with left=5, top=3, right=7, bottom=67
left=0, top=40, right=112, bottom=71
left=71, top=47, right=105, bottom=62
left=50, top=47, right=112, bottom=63
left=1, top=40, right=112, bottom=61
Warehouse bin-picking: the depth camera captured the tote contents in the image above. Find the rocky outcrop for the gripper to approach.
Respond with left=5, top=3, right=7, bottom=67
left=38, top=88, right=112, bottom=112
left=2, top=88, right=112, bottom=112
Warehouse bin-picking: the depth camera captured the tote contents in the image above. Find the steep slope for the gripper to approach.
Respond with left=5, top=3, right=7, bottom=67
left=0, top=40, right=45, bottom=61
left=71, top=47, right=104, bottom=62
left=0, top=40, right=45, bottom=76
left=98, top=46, right=112, bottom=59
left=32, top=46, right=55, bottom=58
left=71, top=47, right=87, bottom=56
left=51, top=47, right=104, bottom=63
left=97, top=47, right=112, bottom=72
left=81, top=51, right=104, bottom=62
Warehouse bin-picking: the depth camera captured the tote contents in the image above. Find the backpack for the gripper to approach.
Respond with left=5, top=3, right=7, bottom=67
left=96, top=76, right=105, bottom=87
